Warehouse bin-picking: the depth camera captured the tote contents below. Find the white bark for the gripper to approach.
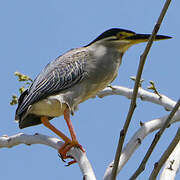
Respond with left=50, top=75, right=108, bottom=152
left=0, top=133, right=96, bottom=180
left=2, top=85, right=180, bottom=180
left=97, top=86, right=176, bottom=111
left=103, top=112, right=180, bottom=180
left=160, top=141, right=180, bottom=180
left=100, top=86, right=180, bottom=180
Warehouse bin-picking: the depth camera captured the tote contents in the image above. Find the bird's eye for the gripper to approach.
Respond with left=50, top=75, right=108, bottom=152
left=117, top=33, right=124, bottom=39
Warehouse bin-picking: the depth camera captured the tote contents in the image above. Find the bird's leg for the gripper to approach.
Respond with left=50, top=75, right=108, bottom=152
left=64, top=108, right=78, bottom=143
left=58, top=108, right=85, bottom=164
left=41, top=113, right=84, bottom=165
left=41, top=116, right=75, bottom=164
left=64, top=108, right=84, bottom=150
left=40, top=116, right=72, bottom=146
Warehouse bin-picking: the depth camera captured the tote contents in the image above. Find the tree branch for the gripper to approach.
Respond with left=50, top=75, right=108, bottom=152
left=103, top=108, right=180, bottom=180
left=0, top=133, right=96, bottom=180
left=97, top=86, right=176, bottom=111
left=130, top=98, right=180, bottom=179
left=110, top=0, right=171, bottom=178
left=160, top=141, right=180, bottom=180
left=149, top=126, right=180, bottom=180
left=4, top=84, right=178, bottom=180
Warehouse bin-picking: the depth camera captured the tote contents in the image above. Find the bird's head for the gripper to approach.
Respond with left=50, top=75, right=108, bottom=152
left=86, top=28, right=172, bottom=53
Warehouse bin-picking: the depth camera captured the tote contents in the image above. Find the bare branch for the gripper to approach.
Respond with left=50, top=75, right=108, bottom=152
left=97, top=86, right=176, bottom=111
left=67, top=148, right=96, bottom=180
left=0, top=133, right=63, bottom=149
left=103, top=110, right=180, bottom=180
left=160, top=141, right=180, bottom=180
left=130, top=98, right=180, bottom=179
left=108, top=0, right=171, bottom=178
left=0, top=133, right=96, bottom=180
left=149, top=126, right=180, bottom=180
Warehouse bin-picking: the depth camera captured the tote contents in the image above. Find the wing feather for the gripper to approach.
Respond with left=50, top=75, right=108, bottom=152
left=16, top=52, right=87, bottom=117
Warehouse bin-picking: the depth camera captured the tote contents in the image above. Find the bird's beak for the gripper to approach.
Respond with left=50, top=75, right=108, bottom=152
left=125, top=33, right=172, bottom=45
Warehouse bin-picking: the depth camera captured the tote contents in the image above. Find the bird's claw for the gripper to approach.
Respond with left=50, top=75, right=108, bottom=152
left=58, top=141, right=85, bottom=166
left=58, top=153, right=76, bottom=166
left=65, top=159, right=77, bottom=166
left=58, top=153, right=66, bottom=162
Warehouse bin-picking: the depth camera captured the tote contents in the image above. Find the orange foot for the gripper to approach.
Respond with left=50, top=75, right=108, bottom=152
left=58, top=140, right=85, bottom=166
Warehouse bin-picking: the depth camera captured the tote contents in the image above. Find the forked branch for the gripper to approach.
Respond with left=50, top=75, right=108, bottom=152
left=110, top=0, right=172, bottom=179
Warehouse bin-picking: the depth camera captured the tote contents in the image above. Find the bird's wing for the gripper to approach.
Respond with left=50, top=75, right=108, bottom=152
left=16, top=52, right=87, bottom=118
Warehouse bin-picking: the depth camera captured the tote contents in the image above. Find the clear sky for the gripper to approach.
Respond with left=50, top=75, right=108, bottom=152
left=0, top=0, right=179, bottom=179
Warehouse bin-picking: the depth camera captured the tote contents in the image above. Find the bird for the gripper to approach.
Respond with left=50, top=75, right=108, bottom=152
left=15, top=28, right=171, bottom=162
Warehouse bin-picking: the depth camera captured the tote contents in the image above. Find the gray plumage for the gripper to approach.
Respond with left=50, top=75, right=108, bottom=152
left=15, top=28, right=171, bottom=129
left=16, top=49, right=87, bottom=116
left=16, top=45, right=122, bottom=128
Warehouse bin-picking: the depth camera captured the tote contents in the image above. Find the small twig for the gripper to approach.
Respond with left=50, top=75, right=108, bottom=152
left=10, top=95, right=18, bottom=105
left=14, top=71, right=33, bottom=82
left=149, top=126, right=180, bottom=180
left=148, top=80, right=162, bottom=98
left=130, top=98, right=180, bottom=180
left=111, top=0, right=171, bottom=179
left=10, top=72, right=33, bottom=105
left=130, top=76, right=144, bottom=87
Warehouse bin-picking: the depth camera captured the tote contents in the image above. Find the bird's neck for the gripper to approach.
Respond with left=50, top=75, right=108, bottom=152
left=88, top=44, right=123, bottom=62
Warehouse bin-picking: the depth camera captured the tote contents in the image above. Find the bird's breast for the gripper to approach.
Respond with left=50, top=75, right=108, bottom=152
left=30, top=96, right=67, bottom=117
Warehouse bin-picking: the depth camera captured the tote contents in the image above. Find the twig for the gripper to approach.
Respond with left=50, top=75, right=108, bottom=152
left=147, top=80, right=162, bottom=99
left=111, top=0, right=171, bottom=178
left=0, top=133, right=96, bottom=180
left=149, top=126, right=180, bottom=180
left=129, top=98, right=180, bottom=180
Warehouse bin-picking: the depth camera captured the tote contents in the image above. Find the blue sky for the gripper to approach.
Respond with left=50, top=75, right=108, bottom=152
left=0, top=0, right=179, bottom=179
